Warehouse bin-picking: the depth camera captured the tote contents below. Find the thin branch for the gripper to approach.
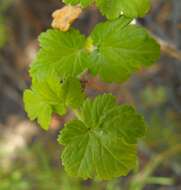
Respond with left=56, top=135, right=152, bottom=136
left=154, top=35, right=181, bottom=61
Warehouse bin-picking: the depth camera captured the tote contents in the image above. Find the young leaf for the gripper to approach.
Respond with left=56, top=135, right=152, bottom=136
left=63, top=0, right=151, bottom=19
left=88, top=17, right=160, bottom=82
left=58, top=94, right=146, bottom=179
left=30, top=29, right=89, bottom=81
left=23, top=77, right=84, bottom=130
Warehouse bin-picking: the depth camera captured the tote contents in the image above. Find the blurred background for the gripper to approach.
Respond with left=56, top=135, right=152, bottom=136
left=0, top=0, right=181, bottom=189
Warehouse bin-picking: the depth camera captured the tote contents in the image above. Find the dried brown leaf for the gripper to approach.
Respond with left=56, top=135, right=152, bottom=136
left=51, top=5, right=82, bottom=32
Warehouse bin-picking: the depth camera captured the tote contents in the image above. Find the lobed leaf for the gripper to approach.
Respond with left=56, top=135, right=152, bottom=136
left=64, top=0, right=151, bottom=19
left=23, top=0, right=160, bottom=181
left=96, top=0, right=151, bottom=19
left=58, top=94, right=147, bottom=179
left=23, top=77, right=84, bottom=130
left=88, top=17, right=160, bottom=82
left=30, top=29, right=89, bottom=81
left=29, top=17, right=160, bottom=84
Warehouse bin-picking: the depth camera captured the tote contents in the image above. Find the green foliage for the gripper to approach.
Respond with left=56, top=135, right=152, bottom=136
left=30, top=29, right=89, bottom=81
left=23, top=0, right=160, bottom=180
left=58, top=94, right=146, bottom=179
left=88, top=17, right=160, bottom=82
left=30, top=17, right=160, bottom=83
left=96, top=0, right=150, bottom=19
left=23, top=77, right=84, bottom=130
left=63, top=0, right=93, bottom=7
left=64, top=0, right=150, bottom=19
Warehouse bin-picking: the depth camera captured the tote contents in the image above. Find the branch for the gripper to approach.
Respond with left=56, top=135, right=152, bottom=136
left=154, top=36, right=181, bottom=61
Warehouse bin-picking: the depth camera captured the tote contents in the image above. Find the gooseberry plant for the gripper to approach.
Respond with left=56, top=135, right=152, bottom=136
left=23, top=0, right=160, bottom=180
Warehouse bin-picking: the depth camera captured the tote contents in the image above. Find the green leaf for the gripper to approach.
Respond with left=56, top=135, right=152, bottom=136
left=59, top=94, right=146, bottom=179
left=23, top=77, right=84, bottom=130
left=63, top=0, right=150, bottom=19
left=88, top=17, right=160, bottom=82
left=23, top=77, right=64, bottom=130
left=30, top=29, right=89, bottom=81
left=63, top=0, right=93, bottom=7
left=96, top=0, right=151, bottom=19
left=62, top=77, right=85, bottom=108
left=29, top=18, right=160, bottom=84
